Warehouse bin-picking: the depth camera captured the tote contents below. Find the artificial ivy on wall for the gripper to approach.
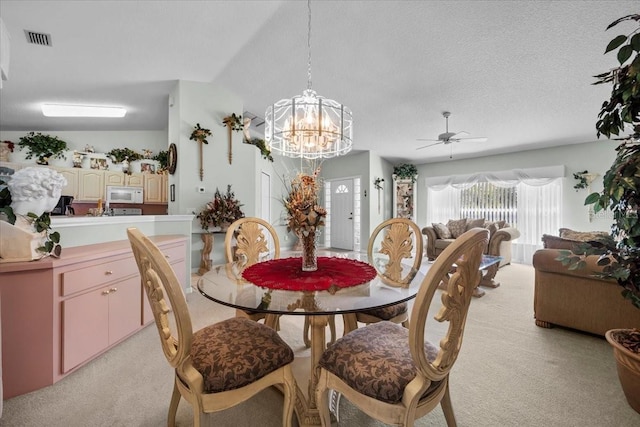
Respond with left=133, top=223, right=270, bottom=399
left=393, top=163, right=418, bottom=182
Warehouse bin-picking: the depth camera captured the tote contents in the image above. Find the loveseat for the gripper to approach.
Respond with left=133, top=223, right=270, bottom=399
left=422, top=218, right=520, bottom=289
left=422, top=218, right=520, bottom=265
left=532, top=230, right=640, bottom=336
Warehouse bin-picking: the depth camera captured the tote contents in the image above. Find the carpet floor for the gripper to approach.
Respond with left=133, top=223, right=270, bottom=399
left=2, top=262, right=639, bottom=426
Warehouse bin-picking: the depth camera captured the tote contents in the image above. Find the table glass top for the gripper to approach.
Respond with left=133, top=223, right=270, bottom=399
left=197, top=250, right=425, bottom=316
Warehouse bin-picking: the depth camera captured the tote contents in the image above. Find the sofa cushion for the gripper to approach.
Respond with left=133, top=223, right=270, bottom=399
left=435, top=239, right=455, bottom=250
left=447, top=218, right=467, bottom=238
left=432, top=223, right=452, bottom=239
left=465, top=218, right=485, bottom=231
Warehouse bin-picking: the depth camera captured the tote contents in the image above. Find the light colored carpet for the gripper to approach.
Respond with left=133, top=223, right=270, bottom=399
left=2, top=263, right=639, bottom=426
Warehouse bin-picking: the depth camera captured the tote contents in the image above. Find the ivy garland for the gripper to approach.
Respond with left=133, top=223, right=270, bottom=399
left=393, top=163, right=418, bottom=182
left=224, top=112, right=274, bottom=162
left=0, top=181, right=61, bottom=256
left=572, top=170, right=590, bottom=191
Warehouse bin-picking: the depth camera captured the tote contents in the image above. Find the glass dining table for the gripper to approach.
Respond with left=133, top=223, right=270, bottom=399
left=197, top=250, right=426, bottom=427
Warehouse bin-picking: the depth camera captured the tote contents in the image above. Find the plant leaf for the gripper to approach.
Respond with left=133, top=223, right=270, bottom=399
left=606, top=35, right=628, bottom=54
left=631, top=33, right=640, bottom=51
left=618, top=44, right=634, bottom=64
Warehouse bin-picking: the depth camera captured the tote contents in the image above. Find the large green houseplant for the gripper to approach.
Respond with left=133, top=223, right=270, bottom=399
left=559, top=13, right=640, bottom=413
left=17, top=132, right=68, bottom=165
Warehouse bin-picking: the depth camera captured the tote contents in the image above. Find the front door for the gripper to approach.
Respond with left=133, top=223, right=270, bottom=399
left=330, top=178, right=354, bottom=250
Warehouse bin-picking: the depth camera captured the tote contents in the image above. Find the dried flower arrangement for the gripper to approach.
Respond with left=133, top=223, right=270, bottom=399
left=284, top=168, right=326, bottom=237
left=196, top=185, right=245, bottom=230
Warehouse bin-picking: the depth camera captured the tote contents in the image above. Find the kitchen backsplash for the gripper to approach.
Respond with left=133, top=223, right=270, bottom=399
left=71, top=202, right=167, bottom=216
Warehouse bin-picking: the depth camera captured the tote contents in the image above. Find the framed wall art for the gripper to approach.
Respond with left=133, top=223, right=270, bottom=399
left=168, top=143, right=177, bottom=175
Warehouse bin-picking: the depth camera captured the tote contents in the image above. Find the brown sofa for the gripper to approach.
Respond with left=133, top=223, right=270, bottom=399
left=422, top=219, right=520, bottom=266
left=533, top=248, right=640, bottom=336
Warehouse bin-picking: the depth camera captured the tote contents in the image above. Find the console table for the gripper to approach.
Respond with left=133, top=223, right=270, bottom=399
left=198, top=231, right=227, bottom=275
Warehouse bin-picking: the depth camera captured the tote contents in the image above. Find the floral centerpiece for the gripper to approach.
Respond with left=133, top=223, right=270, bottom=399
left=284, top=168, right=326, bottom=271
left=196, top=185, right=244, bottom=231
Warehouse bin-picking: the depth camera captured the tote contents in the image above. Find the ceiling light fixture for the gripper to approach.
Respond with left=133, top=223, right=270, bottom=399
left=265, top=0, right=352, bottom=159
left=41, top=104, right=127, bottom=118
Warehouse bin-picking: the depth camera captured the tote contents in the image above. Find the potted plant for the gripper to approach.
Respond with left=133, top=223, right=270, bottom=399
left=559, top=13, right=640, bottom=413
left=17, top=132, right=68, bottom=165
left=107, top=147, right=143, bottom=163
left=392, top=163, right=418, bottom=182
left=153, top=150, right=168, bottom=172
left=195, top=185, right=245, bottom=231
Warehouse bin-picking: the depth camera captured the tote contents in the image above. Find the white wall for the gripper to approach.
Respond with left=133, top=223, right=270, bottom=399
left=414, top=140, right=617, bottom=233
left=168, top=80, right=294, bottom=268
left=169, top=80, right=253, bottom=268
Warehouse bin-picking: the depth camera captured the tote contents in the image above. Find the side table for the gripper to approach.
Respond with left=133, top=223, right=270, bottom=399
left=198, top=233, right=215, bottom=275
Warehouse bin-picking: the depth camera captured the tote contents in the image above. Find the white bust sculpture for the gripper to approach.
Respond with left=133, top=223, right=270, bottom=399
left=0, top=167, right=67, bottom=262
left=7, top=167, right=67, bottom=217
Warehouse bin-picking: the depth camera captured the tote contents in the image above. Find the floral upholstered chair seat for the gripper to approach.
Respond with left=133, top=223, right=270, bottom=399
left=319, top=321, right=440, bottom=404
left=191, top=317, right=294, bottom=393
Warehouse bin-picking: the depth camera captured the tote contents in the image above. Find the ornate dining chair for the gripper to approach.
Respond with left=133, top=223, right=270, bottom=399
left=127, top=227, right=296, bottom=427
left=316, top=228, right=488, bottom=427
left=225, top=217, right=281, bottom=328
left=229, top=217, right=337, bottom=344
left=342, top=218, right=424, bottom=334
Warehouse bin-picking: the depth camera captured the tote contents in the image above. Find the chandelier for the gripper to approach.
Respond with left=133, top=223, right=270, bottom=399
left=265, top=0, right=353, bottom=159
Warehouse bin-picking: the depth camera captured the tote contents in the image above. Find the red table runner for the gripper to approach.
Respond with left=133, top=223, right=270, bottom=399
left=241, top=257, right=377, bottom=291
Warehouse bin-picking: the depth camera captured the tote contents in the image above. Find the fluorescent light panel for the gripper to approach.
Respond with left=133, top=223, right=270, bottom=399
left=42, top=104, right=126, bottom=118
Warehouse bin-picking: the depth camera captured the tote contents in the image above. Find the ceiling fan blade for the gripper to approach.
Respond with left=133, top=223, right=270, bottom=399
left=451, top=131, right=469, bottom=138
left=454, top=137, right=488, bottom=143
left=416, top=138, right=440, bottom=142
left=416, top=141, right=444, bottom=150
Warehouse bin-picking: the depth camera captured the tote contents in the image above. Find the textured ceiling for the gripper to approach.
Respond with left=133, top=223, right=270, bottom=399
left=0, top=1, right=637, bottom=164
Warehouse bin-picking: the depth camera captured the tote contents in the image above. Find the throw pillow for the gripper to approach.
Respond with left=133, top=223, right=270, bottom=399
left=542, top=234, right=578, bottom=250
left=447, top=218, right=467, bottom=238
left=432, top=223, right=452, bottom=239
left=559, top=228, right=609, bottom=242
left=465, top=218, right=485, bottom=231
left=485, top=223, right=498, bottom=238
left=485, top=220, right=508, bottom=230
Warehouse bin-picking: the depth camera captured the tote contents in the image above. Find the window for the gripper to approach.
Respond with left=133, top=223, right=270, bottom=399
left=459, top=183, right=517, bottom=225
left=425, top=166, right=564, bottom=264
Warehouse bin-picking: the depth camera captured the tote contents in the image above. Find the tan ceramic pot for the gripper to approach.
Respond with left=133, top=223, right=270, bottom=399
left=606, top=329, right=640, bottom=414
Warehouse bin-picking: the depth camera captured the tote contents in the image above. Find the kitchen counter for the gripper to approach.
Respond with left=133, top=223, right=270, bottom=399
left=51, top=214, right=193, bottom=229
left=49, top=215, right=194, bottom=285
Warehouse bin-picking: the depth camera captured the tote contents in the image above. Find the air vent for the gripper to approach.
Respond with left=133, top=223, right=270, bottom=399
left=24, top=30, right=52, bottom=46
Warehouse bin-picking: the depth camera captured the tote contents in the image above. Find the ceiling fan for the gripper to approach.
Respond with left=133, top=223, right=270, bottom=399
left=416, top=111, right=487, bottom=150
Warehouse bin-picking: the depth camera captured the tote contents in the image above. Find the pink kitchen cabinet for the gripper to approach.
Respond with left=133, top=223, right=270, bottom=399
left=0, top=235, right=187, bottom=398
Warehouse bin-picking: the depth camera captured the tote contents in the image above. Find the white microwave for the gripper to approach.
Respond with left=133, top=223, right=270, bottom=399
left=106, top=186, right=143, bottom=204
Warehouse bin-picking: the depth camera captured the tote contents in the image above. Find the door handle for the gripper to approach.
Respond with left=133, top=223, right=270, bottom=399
left=348, top=212, right=353, bottom=220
